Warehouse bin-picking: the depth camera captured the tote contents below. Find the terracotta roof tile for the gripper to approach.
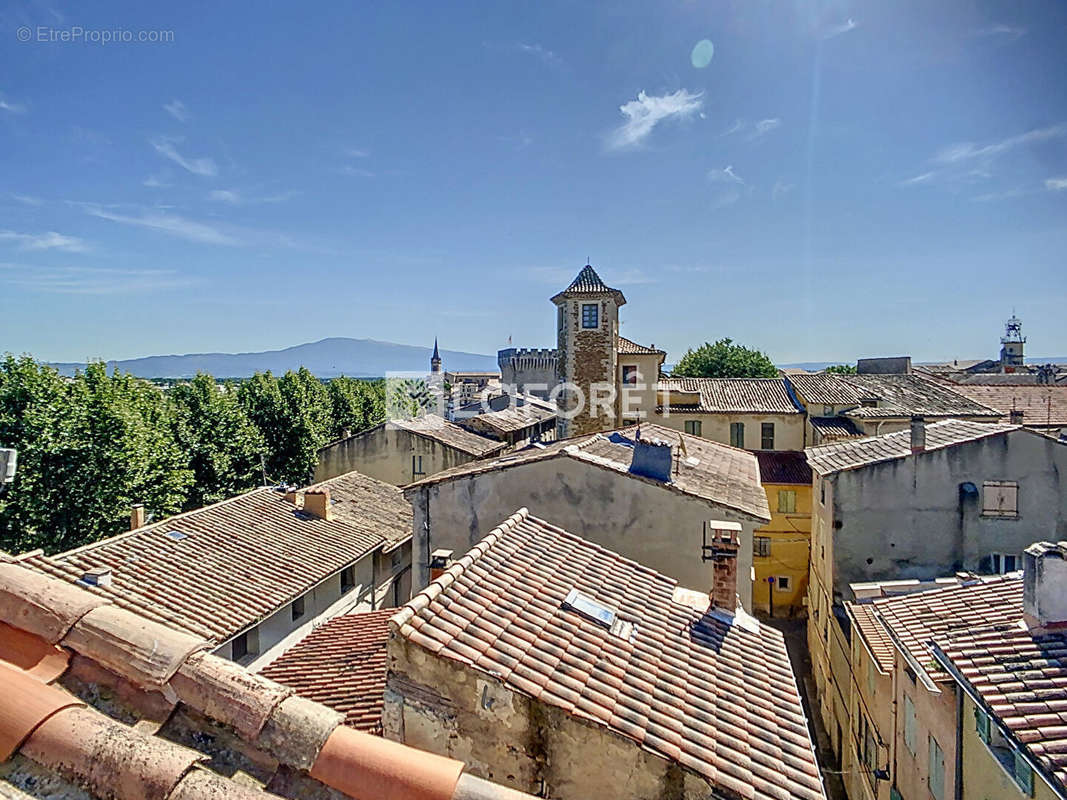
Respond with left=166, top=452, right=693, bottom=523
left=617, top=336, right=665, bottom=355
left=805, top=419, right=1022, bottom=475
left=458, top=403, right=556, bottom=437
left=788, top=373, right=999, bottom=419
left=755, top=451, right=812, bottom=485
left=405, top=423, right=771, bottom=522
left=391, top=415, right=508, bottom=457
left=950, top=384, right=1067, bottom=427
left=846, top=603, right=894, bottom=674
left=391, top=509, right=825, bottom=800
left=259, top=610, right=392, bottom=735
left=549, top=265, right=625, bottom=304
left=658, top=377, right=802, bottom=414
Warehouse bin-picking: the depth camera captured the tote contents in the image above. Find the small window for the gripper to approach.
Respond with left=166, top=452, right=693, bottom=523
left=982, top=481, right=1018, bottom=517
left=823, top=405, right=834, bottom=416
left=991, top=553, right=1019, bottom=574
left=291, top=594, right=306, bottom=621
left=975, top=708, right=991, bottom=743
left=412, top=454, right=425, bottom=478
left=929, top=735, right=945, bottom=800
left=231, top=629, right=258, bottom=661
left=860, top=398, right=878, bottom=408
left=753, top=536, right=771, bottom=558
left=761, top=422, right=775, bottom=450
left=621, top=365, right=638, bottom=385
left=903, top=695, right=917, bottom=754
left=775, top=576, right=791, bottom=591
left=684, top=419, right=703, bottom=436
left=581, top=303, right=599, bottom=329
left=729, top=422, right=744, bottom=448
left=778, top=489, right=797, bottom=514
left=821, top=479, right=827, bottom=505
left=341, top=565, right=355, bottom=594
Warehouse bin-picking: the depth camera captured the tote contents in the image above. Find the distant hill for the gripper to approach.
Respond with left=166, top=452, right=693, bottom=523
left=48, top=337, right=499, bottom=379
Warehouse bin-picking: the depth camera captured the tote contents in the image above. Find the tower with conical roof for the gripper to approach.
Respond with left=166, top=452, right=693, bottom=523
left=551, top=265, right=626, bottom=438
left=430, top=337, right=442, bottom=374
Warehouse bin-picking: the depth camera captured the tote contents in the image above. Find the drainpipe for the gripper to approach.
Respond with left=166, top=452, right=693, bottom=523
left=954, top=686, right=964, bottom=800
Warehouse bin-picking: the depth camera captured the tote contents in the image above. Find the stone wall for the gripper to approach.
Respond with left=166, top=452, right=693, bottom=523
left=497, top=348, right=559, bottom=399
left=314, top=425, right=484, bottom=486
left=557, top=298, right=619, bottom=438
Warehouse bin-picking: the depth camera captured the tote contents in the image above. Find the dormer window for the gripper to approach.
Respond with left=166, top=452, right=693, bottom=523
left=581, top=303, right=599, bottom=329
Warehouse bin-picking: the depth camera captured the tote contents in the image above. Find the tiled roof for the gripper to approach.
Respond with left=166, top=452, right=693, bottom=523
left=306, top=469, right=413, bottom=547
left=260, top=610, right=393, bottom=734
left=933, top=624, right=1067, bottom=792
left=19, top=485, right=395, bottom=642
left=403, top=423, right=771, bottom=522
left=0, top=561, right=526, bottom=800
left=755, top=451, right=813, bottom=485
left=459, top=403, right=557, bottom=437
left=392, top=415, right=508, bottom=457
left=550, top=265, right=626, bottom=304
left=617, top=336, right=665, bottom=355
left=787, top=373, right=999, bottom=418
left=391, top=509, right=826, bottom=800
left=846, top=602, right=895, bottom=675
left=804, top=419, right=1021, bottom=475
left=949, top=384, right=1067, bottom=427
left=658, top=377, right=802, bottom=414
left=809, top=416, right=863, bottom=441
left=872, top=575, right=1022, bottom=684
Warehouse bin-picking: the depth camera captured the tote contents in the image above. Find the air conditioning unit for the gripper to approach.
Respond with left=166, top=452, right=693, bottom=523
left=0, top=448, right=16, bottom=484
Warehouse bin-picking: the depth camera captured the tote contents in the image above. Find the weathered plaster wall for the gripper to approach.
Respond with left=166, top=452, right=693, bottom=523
left=653, top=412, right=806, bottom=451
left=384, top=635, right=717, bottom=799
left=314, top=426, right=483, bottom=485
left=617, top=352, right=663, bottom=423
left=830, top=431, right=1067, bottom=595
left=843, top=635, right=894, bottom=800
left=407, top=456, right=760, bottom=609
left=893, top=660, right=958, bottom=800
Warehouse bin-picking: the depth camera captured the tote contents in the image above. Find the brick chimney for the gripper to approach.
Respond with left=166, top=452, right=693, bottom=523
left=910, top=416, right=926, bottom=454
left=1010, top=408, right=1024, bottom=426
left=303, top=488, right=333, bottom=521
left=1023, top=541, right=1067, bottom=633
left=708, top=527, right=741, bottom=611
left=130, top=504, right=145, bottom=530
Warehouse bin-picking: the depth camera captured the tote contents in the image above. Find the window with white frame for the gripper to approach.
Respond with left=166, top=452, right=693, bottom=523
left=581, top=303, right=599, bottom=329
left=775, top=575, right=791, bottom=591
left=982, top=481, right=1018, bottom=517
left=991, top=553, right=1020, bottom=574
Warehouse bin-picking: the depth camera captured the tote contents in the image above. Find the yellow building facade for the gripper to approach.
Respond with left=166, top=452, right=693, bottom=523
left=752, top=452, right=812, bottom=617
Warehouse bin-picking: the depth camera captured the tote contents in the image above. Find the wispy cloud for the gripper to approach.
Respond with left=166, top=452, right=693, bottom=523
left=345, top=148, right=370, bottom=158
left=824, top=18, right=858, bottom=39
left=898, top=171, right=936, bottom=187
left=1045, top=177, right=1067, bottom=191
left=514, top=42, right=563, bottom=68
left=0, top=262, right=196, bottom=294
left=208, top=188, right=298, bottom=205
left=711, top=191, right=741, bottom=209
left=0, top=98, right=26, bottom=114
left=151, top=137, right=218, bottom=177
left=82, top=205, right=240, bottom=245
left=9, top=193, right=43, bottom=206
left=708, top=165, right=744, bottom=184
left=606, top=89, right=703, bottom=151
left=751, top=118, right=782, bottom=140
left=143, top=173, right=171, bottom=188
left=340, top=165, right=375, bottom=177
left=163, top=99, right=189, bottom=122
left=772, top=180, right=795, bottom=200
left=721, top=119, right=745, bottom=137
left=0, top=230, right=88, bottom=252
left=972, top=24, right=1026, bottom=41
left=933, top=123, right=1067, bottom=164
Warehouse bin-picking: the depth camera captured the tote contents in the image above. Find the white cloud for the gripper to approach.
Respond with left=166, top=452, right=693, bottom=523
left=751, top=118, right=782, bottom=140
left=772, top=180, right=795, bottom=200
left=143, top=173, right=171, bottom=188
left=341, top=165, right=375, bottom=177
left=1046, top=177, right=1067, bottom=191
left=721, top=119, right=745, bottom=137
left=899, top=171, right=936, bottom=187
left=345, top=148, right=370, bottom=158
left=151, top=137, right=218, bottom=176
left=0, top=230, right=88, bottom=252
left=972, top=24, right=1026, bottom=41
left=824, top=18, right=858, bottom=39
left=0, top=94, right=26, bottom=114
left=163, top=99, right=189, bottom=122
left=515, top=42, right=563, bottom=68
left=0, top=262, right=195, bottom=294
left=209, top=189, right=241, bottom=204
left=9, top=193, right=43, bottom=206
left=83, top=206, right=240, bottom=245
left=208, top=188, right=297, bottom=205
left=711, top=191, right=741, bottom=209
left=933, top=123, right=1067, bottom=164
left=606, top=89, right=704, bottom=151
left=708, top=165, right=744, bottom=184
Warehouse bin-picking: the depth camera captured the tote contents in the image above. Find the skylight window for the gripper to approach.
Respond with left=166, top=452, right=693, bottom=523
left=165, top=530, right=188, bottom=541
left=563, top=588, right=616, bottom=628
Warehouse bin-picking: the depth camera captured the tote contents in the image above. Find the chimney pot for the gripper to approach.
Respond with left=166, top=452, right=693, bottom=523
left=1023, top=541, right=1067, bottom=633
left=707, top=524, right=742, bottom=611
left=130, top=504, right=145, bottom=530
left=910, top=415, right=926, bottom=454
left=302, top=488, right=333, bottom=521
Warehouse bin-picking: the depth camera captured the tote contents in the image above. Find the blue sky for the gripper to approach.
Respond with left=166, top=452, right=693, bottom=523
left=2, top=0, right=1065, bottom=365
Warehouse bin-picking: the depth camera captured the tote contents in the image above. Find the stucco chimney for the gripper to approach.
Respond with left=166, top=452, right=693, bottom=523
left=1023, top=541, right=1067, bottom=633
left=1010, top=408, right=1024, bottom=426
left=130, top=504, right=145, bottom=530
left=303, top=488, right=333, bottom=521
left=708, top=528, right=741, bottom=611
left=910, top=416, right=926, bottom=454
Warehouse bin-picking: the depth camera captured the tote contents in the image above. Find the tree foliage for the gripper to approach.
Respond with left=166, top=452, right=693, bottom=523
left=0, top=357, right=385, bottom=555
left=824, top=364, right=857, bottom=375
left=672, top=338, right=778, bottom=379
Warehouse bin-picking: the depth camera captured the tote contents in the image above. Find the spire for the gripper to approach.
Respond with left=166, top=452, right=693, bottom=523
left=550, top=264, right=626, bottom=306
left=430, top=337, right=442, bottom=373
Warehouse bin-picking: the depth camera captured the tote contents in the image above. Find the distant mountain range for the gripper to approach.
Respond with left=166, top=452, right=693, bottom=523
left=48, top=337, right=499, bottom=379
left=779, top=358, right=1067, bottom=372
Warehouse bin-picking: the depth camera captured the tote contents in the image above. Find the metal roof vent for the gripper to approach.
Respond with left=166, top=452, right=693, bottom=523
left=165, top=530, right=189, bottom=541
left=81, top=567, right=112, bottom=587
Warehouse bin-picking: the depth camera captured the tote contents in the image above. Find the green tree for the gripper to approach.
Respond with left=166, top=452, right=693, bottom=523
left=824, top=364, right=857, bottom=375
left=672, top=338, right=778, bottom=379
left=326, top=377, right=384, bottom=441
left=170, top=373, right=265, bottom=507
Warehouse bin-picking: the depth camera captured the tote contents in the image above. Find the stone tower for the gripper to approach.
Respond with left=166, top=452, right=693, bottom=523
left=551, top=265, right=626, bottom=439
left=430, top=337, right=442, bottom=374
left=999, top=315, right=1025, bottom=372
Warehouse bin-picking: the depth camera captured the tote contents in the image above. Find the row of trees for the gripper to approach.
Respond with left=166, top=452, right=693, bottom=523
left=0, top=356, right=384, bottom=555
